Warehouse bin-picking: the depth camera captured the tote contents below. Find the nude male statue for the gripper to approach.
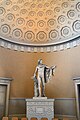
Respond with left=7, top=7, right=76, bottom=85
left=32, top=59, right=56, bottom=97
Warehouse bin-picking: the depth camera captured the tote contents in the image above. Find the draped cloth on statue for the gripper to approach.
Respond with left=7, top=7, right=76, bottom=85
left=44, top=66, right=55, bottom=83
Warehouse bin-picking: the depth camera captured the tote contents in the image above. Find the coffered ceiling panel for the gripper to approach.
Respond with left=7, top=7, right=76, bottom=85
left=0, top=0, right=80, bottom=52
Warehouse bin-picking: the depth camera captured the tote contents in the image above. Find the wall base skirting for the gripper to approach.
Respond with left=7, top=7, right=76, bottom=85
left=9, top=114, right=77, bottom=119
left=9, top=114, right=26, bottom=118
left=9, top=98, right=77, bottom=119
left=55, top=114, right=77, bottom=118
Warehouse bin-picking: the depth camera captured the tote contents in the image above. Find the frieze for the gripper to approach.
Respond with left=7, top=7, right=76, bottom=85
left=0, top=36, right=79, bottom=52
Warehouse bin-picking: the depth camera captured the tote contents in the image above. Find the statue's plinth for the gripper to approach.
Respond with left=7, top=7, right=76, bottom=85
left=33, top=97, right=47, bottom=99
left=25, top=97, right=54, bottom=120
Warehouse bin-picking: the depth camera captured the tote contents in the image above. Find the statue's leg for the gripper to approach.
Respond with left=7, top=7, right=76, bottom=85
left=34, top=82, right=37, bottom=97
left=42, top=77, right=45, bottom=97
left=37, top=76, right=41, bottom=97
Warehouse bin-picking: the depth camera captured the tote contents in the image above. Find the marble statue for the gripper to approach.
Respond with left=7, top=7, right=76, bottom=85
left=32, top=59, right=56, bottom=97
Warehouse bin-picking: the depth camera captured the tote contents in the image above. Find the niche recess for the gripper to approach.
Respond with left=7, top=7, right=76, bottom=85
left=0, top=77, right=13, bottom=118
left=73, top=77, right=80, bottom=120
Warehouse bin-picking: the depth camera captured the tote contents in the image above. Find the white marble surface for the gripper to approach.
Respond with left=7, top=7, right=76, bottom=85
left=26, top=98, right=54, bottom=120
left=33, top=97, right=47, bottom=99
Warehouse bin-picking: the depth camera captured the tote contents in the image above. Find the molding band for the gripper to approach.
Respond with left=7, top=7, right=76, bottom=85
left=0, top=36, right=80, bottom=52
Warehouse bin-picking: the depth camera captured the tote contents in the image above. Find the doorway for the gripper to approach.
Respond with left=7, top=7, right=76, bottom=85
left=73, top=77, right=80, bottom=120
left=0, top=85, right=7, bottom=118
left=0, top=77, right=13, bottom=119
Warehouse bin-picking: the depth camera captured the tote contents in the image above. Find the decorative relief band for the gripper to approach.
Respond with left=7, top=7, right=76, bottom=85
left=0, top=36, right=79, bottom=52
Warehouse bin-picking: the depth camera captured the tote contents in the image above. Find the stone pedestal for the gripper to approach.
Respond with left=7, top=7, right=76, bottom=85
left=25, top=98, right=54, bottom=120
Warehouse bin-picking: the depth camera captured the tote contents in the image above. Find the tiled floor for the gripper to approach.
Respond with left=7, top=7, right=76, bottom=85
left=58, top=118, right=77, bottom=120
left=2, top=117, right=78, bottom=120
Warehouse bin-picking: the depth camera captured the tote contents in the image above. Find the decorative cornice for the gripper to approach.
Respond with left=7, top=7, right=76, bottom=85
left=73, top=77, right=80, bottom=81
left=0, top=36, right=80, bottom=52
left=0, top=77, right=13, bottom=81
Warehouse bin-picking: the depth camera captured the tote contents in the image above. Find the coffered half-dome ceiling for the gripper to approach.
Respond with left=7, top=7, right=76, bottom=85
left=0, top=0, right=80, bottom=52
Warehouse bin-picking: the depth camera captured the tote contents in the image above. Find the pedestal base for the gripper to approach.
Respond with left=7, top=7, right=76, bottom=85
left=33, top=97, right=47, bottom=99
left=26, top=98, right=54, bottom=120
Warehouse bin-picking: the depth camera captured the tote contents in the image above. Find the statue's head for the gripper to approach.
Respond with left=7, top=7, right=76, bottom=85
left=38, top=59, right=42, bottom=65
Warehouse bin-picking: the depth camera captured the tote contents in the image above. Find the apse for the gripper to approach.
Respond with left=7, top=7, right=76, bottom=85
left=0, top=0, right=80, bottom=52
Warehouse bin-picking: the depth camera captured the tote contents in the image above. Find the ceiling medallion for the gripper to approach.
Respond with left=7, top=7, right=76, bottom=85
left=0, top=0, right=80, bottom=52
